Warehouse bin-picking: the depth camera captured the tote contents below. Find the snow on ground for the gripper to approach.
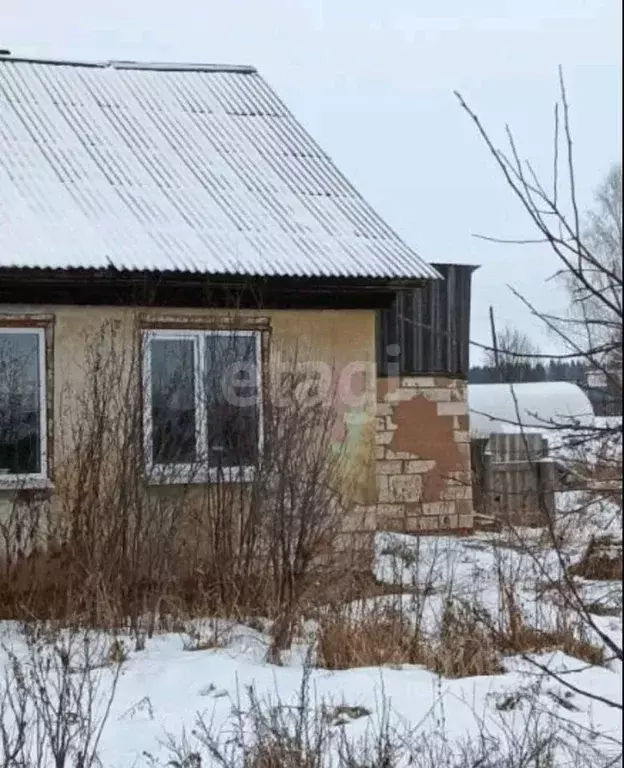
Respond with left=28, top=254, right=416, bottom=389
left=1, top=494, right=621, bottom=765
left=94, top=641, right=624, bottom=766
left=3, top=617, right=620, bottom=766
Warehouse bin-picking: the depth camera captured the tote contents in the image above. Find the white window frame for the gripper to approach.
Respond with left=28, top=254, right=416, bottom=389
left=0, top=327, right=48, bottom=490
left=142, top=328, right=263, bottom=485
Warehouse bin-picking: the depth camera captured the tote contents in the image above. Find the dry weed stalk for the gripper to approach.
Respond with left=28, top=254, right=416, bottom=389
left=0, top=319, right=357, bottom=652
left=0, top=624, right=122, bottom=767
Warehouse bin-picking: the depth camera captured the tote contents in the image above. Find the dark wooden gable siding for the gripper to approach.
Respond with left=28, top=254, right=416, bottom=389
left=377, top=263, right=476, bottom=379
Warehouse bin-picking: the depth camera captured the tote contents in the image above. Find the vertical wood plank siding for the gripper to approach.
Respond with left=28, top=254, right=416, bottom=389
left=377, top=263, right=477, bottom=378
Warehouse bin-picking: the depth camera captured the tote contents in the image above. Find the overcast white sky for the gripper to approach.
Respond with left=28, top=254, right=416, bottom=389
left=3, top=0, right=622, bottom=358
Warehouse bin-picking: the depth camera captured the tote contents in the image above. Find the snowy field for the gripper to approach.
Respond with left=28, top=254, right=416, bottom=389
left=1, top=493, right=621, bottom=767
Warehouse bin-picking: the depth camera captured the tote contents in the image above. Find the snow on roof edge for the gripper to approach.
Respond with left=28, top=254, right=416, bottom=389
left=0, top=53, right=256, bottom=73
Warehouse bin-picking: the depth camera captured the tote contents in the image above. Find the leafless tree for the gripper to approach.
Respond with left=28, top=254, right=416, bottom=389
left=562, top=163, right=623, bottom=380
left=483, top=322, right=542, bottom=373
left=458, top=76, right=621, bottom=401
left=456, top=70, right=622, bottom=719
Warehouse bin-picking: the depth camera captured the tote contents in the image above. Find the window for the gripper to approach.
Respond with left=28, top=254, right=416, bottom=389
left=0, top=328, right=47, bottom=487
left=143, top=329, right=262, bottom=483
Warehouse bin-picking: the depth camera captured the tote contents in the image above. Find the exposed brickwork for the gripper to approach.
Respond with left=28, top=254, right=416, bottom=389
left=343, top=376, right=474, bottom=566
left=374, top=376, right=474, bottom=535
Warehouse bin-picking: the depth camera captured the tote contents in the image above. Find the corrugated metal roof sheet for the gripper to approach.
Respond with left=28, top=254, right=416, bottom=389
left=0, top=56, right=440, bottom=280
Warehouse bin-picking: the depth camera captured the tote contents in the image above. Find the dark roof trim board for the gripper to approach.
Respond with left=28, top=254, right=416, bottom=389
left=0, top=267, right=425, bottom=310
left=0, top=54, right=440, bottom=282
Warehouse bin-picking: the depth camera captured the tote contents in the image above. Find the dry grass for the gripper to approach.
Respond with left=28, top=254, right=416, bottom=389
left=432, top=600, right=504, bottom=678
left=497, top=589, right=606, bottom=667
left=246, top=741, right=318, bottom=768
left=0, top=544, right=270, bottom=627
left=317, top=600, right=505, bottom=678
left=317, top=607, right=421, bottom=670
left=584, top=599, right=622, bottom=617
left=181, top=620, right=231, bottom=652
left=568, top=535, right=623, bottom=582
left=303, top=568, right=422, bottom=616
left=502, top=620, right=606, bottom=667
left=316, top=588, right=606, bottom=677
left=572, top=446, right=622, bottom=500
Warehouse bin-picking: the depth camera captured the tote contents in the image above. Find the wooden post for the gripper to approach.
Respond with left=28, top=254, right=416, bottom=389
left=541, top=436, right=550, bottom=458
left=538, top=459, right=556, bottom=522
left=483, top=444, right=494, bottom=518
left=469, top=438, right=481, bottom=513
left=489, top=306, right=502, bottom=382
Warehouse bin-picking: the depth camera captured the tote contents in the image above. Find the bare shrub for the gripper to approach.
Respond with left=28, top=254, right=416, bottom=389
left=192, top=347, right=353, bottom=659
left=0, top=318, right=356, bottom=651
left=147, top=666, right=335, bottom=768
left=181, top=618, right=231, bottom=652
left=0, top=623, right=121, bottom=767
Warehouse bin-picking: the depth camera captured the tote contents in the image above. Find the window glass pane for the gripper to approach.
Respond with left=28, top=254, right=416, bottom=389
left=150, top=338, right=196, bottom=465
left=205, top=334, right=260, bottom=469
left=0, top=332, right=41, bottom=475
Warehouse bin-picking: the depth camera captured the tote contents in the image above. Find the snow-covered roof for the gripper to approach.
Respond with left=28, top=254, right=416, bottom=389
left=468, top=382, right=595, bottom=437
left=0, top=55, right=440, bottom=281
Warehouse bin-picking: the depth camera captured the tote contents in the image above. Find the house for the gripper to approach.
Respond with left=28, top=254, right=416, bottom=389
left=0, top=54, right=475, bottom=564
left=375, top=263, right=476, bottom=533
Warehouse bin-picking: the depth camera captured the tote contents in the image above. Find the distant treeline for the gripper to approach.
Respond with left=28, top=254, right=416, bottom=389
left=468, top=359, right=621, bottom=416
left=468, top=359, right=585, bottom=384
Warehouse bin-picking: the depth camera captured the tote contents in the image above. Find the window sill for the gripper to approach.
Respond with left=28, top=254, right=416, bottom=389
left=0, top=475, right=53, bottom=492
left=146, top=465, right=256, bottom=486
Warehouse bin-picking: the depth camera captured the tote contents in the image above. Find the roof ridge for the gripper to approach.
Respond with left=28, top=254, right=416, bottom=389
left=0, top=54, right=256, bottom=74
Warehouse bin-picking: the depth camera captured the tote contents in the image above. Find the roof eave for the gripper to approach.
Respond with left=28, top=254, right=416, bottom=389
left=0, top=267, right=432, bottom=310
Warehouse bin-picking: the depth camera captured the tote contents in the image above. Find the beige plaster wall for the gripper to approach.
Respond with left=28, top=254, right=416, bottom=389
left=0, top=305, right=378, bottom=542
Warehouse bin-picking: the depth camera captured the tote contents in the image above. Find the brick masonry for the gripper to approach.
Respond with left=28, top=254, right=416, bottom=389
left=374, top=376, right=474, bottom=535
left=340, top=375, right=474, bottom=567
